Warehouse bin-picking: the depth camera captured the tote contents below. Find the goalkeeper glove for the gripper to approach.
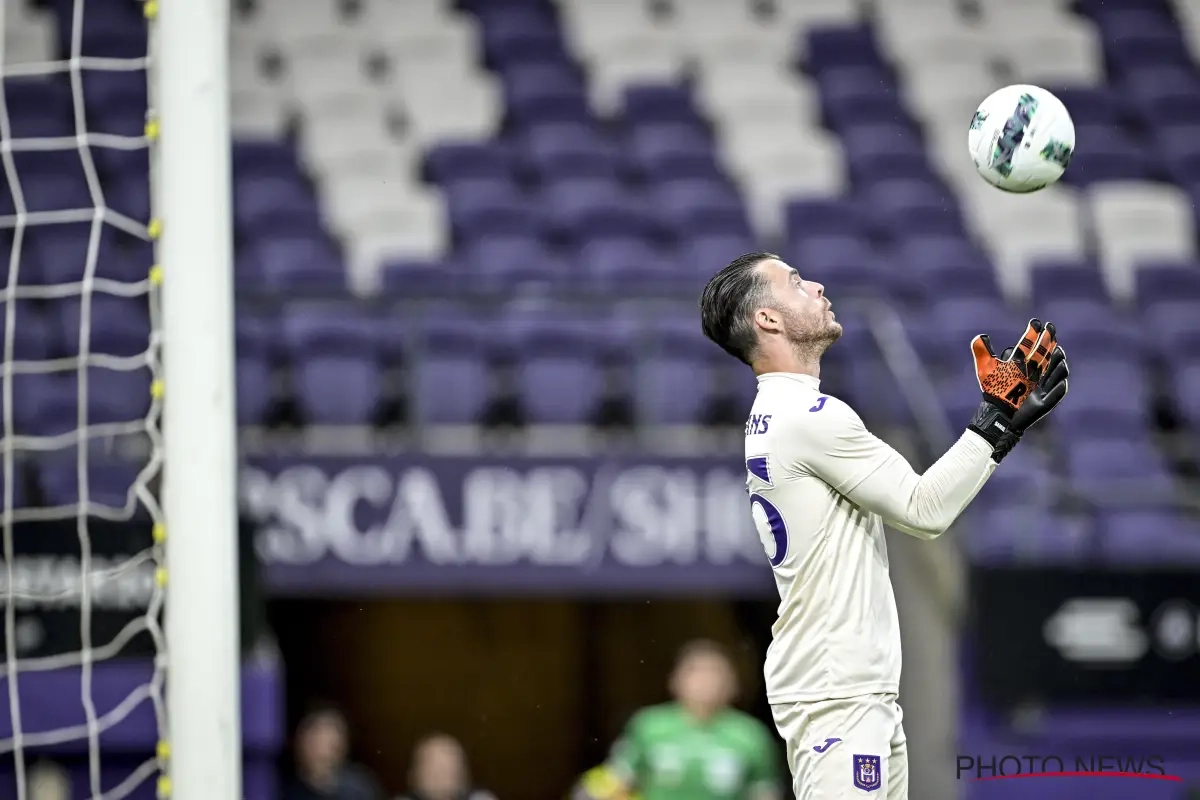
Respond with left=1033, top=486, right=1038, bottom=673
left=967, top=318, right=1069, bottom=463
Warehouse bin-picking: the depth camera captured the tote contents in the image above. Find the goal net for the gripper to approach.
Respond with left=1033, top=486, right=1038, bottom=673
left=0, top=0, right=167, bottom=798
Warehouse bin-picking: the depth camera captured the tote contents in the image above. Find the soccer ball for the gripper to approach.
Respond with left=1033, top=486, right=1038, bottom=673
left=968, top=84, right=1075, bottom=193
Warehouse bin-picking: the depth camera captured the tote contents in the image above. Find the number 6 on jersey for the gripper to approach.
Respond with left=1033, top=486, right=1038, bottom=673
left=747, top=456, right=788, bottom=568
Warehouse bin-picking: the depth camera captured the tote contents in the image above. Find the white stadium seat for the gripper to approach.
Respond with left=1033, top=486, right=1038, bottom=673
left=962, top=186, right=1086, bottom=299
left=697, top=63, right=820, bottom=128
left=232, top=87, right=291, bottom=138
left=399, top=78, right=502, bottom=145
left=999, top=25, right=1104, bottom=86
left=1089, top=183, right=1198, bottom=302
left=774, top=0, right=861, bottom=33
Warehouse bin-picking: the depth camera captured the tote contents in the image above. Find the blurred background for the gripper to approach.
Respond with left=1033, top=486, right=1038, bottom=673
left=3, top=0, right=1200, bottom=798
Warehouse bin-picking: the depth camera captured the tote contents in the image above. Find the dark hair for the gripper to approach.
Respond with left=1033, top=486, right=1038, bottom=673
left=698, top=252, right=778, bottom=366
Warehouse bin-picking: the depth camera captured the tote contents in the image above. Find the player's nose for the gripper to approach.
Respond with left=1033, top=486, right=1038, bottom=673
left=808, top=280, right=825, bottom=297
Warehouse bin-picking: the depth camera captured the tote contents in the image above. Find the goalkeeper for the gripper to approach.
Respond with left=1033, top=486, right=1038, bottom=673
left=591, top=640, right=782, bottom=800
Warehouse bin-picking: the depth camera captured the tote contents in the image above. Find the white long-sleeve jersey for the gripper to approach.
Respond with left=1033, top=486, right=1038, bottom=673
left=745, top=372, right=997, bottom=704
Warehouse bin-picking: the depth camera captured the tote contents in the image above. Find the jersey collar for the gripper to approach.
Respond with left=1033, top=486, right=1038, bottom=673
left=757, top=372, right=821, bottom=390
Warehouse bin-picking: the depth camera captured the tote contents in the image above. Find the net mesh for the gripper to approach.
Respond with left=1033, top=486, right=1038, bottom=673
left=0, top=0, right=165, bottom=798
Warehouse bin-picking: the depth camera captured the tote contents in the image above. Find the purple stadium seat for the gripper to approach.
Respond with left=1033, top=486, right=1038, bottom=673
left=26, top=368, right=152, bottom=438
left=789, top=236, right=903, bottom=299
left=818, top=73, right=910, bottom=131
left=1062, top=126, right=1154, bottom=185
left=804, top=26, right=886, bottom=73
left=444, top=179, right=541, bottom=241
left=866, top=179, right=965, bottom=239
left=424, top=141, right=514, bottom=185
left=924, top=299, right=1022, bottom=367
left=682, top=234, right=758, bottom=274
left=412, top=318, right=492, bottom=425
left=379, top=259, right=460, bottom=295
left=542, top=179, right=654, bottom=243
left=26, top=222, right=143, bottom=286
left=3, top=76, right=70, bottom=118
left=579, top=237, right=679, bottom=289
left=56, top=295, right=150, bottom=359
left=1047, top=86, right=1121, bottom=127
left=1128, top=78, right=1200, bottom=129
left=82, top=68, right=146, bottom=112
left=972, top=447, right=1055, bottom=508
left=785, top=198, right=871, bottom=241
left=622, top=85, right=703, bottom=126
left=479, top=9, right=566, bottom=67
left=899, top=236, right=990, bottom=272
left=626, top=123, right=722, bottom=182
left=1065, top=438, right=1172, bottom=495
left=466, top=235, right=561, bottom=286
left=1099, top=512, right=1200, bottom=565
left=522, top=123, right=621, bottom=181
left=632, top=319, right=716, bottom=424
left=235, top=177, right=323, bottom=238
left=282, top=310, right=381, bottom=426
left=1134, top=261, right=1200, bottom=309
left=914, top=261, right=999, bottom=299
left=653, top=180, right=751, bottom=239
left=507, top=318, right=603, bottom=424
left=51, top=0, right=147, bottom=59
left=232, top=140, right=305, bottom=183
left=1105, top=28, right=1193, bottom=75
left=1029, top=259, right=1110, bottom=302
left=255, top=236, right=346, bottom=293
left=1052, top=358, right=1150, bottom=435
left=503, top=64, right=590, bottom=126
left=1034, top=300, right=1141, bottom=361
left=966, top=509, right=1095, bottom=565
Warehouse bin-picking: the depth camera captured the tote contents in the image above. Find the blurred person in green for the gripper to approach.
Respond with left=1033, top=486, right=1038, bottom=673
left=603, top=639, right=782, bottom=800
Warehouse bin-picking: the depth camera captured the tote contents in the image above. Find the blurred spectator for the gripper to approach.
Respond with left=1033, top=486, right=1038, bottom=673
left=284, top=704, right=384, bottom=800
left=27, top=761, right=70, bottom=800
left=396, top=733, right=497, bottom=800
left=606, top=640, right=781, bottom=800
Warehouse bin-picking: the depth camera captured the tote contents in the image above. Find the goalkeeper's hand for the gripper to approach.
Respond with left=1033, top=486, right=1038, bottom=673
left=967, top=318, right=1069, bottom=463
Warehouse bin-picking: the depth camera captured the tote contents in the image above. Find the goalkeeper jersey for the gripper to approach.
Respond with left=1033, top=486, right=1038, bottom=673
left=745, top=372, right=996, bottom=704
left=608, top=703, right=779, bottom=800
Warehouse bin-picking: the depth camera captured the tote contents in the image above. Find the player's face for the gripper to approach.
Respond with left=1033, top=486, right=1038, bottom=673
left=757, top=258, right=842, bottom=348
left=673, top=652, right=736, bottom=712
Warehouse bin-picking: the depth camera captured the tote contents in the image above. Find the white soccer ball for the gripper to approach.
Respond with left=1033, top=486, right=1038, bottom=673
left=967, top=84, right=1076, bottom=193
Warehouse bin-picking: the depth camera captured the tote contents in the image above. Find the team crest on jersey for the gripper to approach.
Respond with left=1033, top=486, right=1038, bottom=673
left=853, top=754, right=881, bottom=792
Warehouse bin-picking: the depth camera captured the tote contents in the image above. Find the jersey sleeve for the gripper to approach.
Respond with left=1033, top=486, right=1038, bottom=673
left=777, top=396, right=997, bottom=539
left=607, top=712, right=647, bottom=788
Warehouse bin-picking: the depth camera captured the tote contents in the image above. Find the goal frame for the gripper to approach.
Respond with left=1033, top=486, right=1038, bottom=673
left=156, top=0, right=242, bottom=797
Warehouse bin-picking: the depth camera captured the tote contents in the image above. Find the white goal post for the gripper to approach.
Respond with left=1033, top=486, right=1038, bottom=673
left=157, top=0, right=242, bottom=798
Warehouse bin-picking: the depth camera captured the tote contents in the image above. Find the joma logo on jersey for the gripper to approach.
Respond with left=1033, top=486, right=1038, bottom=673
left=745, top=414, right=772, bottom=435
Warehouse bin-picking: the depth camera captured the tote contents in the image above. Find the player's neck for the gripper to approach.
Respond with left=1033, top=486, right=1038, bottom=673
left=752, top=344, right=821, bottom=379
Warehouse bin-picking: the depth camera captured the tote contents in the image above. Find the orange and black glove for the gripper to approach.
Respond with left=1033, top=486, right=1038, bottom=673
left=967, top=318, right=1069, bottom=462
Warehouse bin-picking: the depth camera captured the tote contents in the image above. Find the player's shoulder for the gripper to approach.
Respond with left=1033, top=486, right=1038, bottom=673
left=751, top=386, right=859, bottom=434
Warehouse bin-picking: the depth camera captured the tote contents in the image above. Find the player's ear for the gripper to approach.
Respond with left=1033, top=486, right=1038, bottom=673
left=753, top=306, right=783, bottom=333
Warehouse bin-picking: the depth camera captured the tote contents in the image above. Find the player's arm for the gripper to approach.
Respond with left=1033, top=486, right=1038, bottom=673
left=784, top=320, right=1068, bottom=539
left=782, top=400, right=995, bottom=539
